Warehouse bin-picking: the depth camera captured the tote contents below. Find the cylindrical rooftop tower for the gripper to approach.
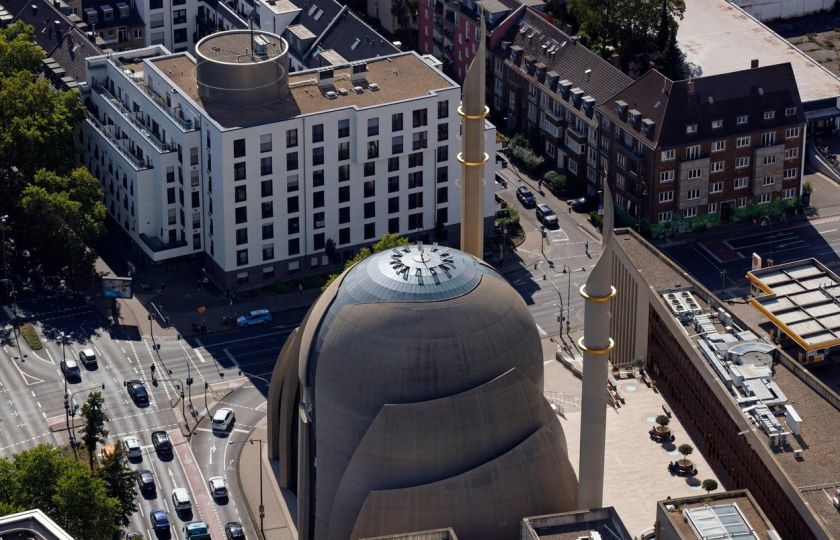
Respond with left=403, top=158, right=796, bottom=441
left=195, top=29, right=290, bottom=108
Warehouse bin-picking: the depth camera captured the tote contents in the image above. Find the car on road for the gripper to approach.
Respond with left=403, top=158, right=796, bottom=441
left=122, top=436, right=142, bottom=459
left=60, top=358, right=81, bottom=380
left=150, top=509, right=170, bottom=532
left=568, top=196, right=590, bottom=211
left=516, top=186, right=536, bottom=207
left=137, top=469, right=155, bottom=494
left=126, top=380, right=149, bottom=405
left=208, top=476, right=228, bottom=499
left=184, top=521, right=211, bottom=540
left=151, top=430, right=173, bottom=453
left=224, top=522, right=245, bottom=539
left=236, top=309, right=272, bottom=327
left=78, top=349, right=97, bottom=367
left=212, top=408, right=235, bottom=432
left=171, top=487, right=191, bottom=512
left=536, top=204, right=559, bottom=229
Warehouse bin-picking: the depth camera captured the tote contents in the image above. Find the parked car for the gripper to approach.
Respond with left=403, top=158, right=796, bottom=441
left=208, top=476, right=228, bottom=499
left=171, top=487, right=191, bottom=512
left=137, top=469, right=156, bottom=494
left=78, top=349, right=97, bottom=367
left=212, top=408, right=235, bottom=432
left=516, top=186, right=536, bottom=207
left=236, top=309, right=272, bottom=327
left=122, top=436, right=142, bottom=459
left=127, top=380, right=149, bottom=405
left=225, top=522, right=246, bottom=540
left=536, top=204, right=559, bottom=228
left=152, top=430, right=172, bottom=453
left=60, top=358, right=81, bottom=380
left=184, top=521, right=210, bottom=540
left=569, top=196, right=589, bottom=210
left=150, top=509, right=170, bottom=532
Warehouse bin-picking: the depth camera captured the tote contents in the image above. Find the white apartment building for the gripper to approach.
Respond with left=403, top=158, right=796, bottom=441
left=79, top=30, right=497, bottom=290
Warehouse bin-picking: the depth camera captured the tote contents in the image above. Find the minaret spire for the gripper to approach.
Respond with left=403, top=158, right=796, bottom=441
left=577, top=186, right=616, bottom=509
left=458, top=8, right=488, bottom=258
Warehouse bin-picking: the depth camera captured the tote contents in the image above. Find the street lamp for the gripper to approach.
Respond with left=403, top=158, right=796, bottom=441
left=760, top=217, right=773, bottom=262
left=561, top=265, right=587, bottom=335
left=1, top=214, right=9, bottom=282
left=228, top=438, right=266, bottom=539
left=148, top=313, right=155, bottom=342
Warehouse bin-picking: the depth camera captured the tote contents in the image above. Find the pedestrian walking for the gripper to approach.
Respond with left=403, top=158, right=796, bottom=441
left=584, top=241, right=589, bottom=256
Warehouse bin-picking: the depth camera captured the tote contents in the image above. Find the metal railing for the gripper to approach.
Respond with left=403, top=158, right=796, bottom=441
left=139, top=84, right=196, bottom=132
left=94, top=82, right=174, bottom=153
left=86, top=112, right=152, bottom=170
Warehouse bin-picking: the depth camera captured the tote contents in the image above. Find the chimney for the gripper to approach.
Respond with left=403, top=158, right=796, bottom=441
left=751, top=58, right=759, bottom=69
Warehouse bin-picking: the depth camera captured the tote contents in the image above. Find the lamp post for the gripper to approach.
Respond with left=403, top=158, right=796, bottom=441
left=228, top=438, right=266, bottom=539
left=148, top=313, right=155, bottom=342
left=561, top=265, right=587, bottom=336
left=761, top=217, right=773, bottom=262
left=1, top=215, right=9, bottom=284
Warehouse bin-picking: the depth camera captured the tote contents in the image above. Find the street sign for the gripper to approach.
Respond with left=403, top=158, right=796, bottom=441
left=103, top=276, right=133, bottom=299
left=751, top=253, right=762, bottom=272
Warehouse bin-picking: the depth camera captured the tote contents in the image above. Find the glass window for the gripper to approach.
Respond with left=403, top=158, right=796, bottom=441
left=364, top=180, right=375, bottom=198
left=392, top=136, right=403, bottom=154
left=287, top=129, right=298, bottom=148
left=262, top=201, right=273, bottom=219
left=287, top=196, right=299, bottom=213
left=313, top=170, right=324, bottom=187
left=233, top=139, right=246, bottom=158
left=287, top=152, right=298, bottom=171
left=338, top=164, right=350, bottom=182
left=236, top=228, right=248, bottom=245
left=260, top=156, right=272, bottom=176
left=312, top=147, right=324, bottom=166
left=260, top=134, right=272, bottom=153
left=235, top=206, right=247, bottom=224
left=312, top=124, right=324, bottom=143
left=438, top=123, right=448, bottom=142
left=236, top=249, right=248, bottom=266
left=234, top=162, right=246, bottom=181
left=235, top=185, right=247, bottom=203
left=287, top=217, right=299, bottom=234
left=338, top=141, right=350, bottom=161
left=412, top=108, right=428, bottom=128
left=261, top=180, right=272, bottom=197
left=262, top=223, right=274, bottom=239
left=313, top=191, right=324, bottom=208
left=388, top=157, right=400, bottom=172
left=339, top=186, right=350, bottom=203
left=368, top=140, right=379, bottom=159
left=388, top=196, right=399, bottom=213
left=388, top=176, right=399, bottom=192
left=364, top=201, right=376, bottom=219
left=338, top=119, right=350, bottom=138
left=339, top=207, right=350, bottom=224
left=392, top=113, right=403, bottom=131
left=364, top=162, right=376, bottom=177
left=437, top=100, right=449, bottom=119
left=288, top=238, right=300, bottom=255
left=339, top=228, right=350, bottom=245
left=367, top=117, right=379, bottom=137
left=364, top=222, right=376, bottom=240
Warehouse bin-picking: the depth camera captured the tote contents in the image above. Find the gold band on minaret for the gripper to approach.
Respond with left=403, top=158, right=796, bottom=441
left=578, top=337, right=615, bottom=356
left=580, top=285, right=617, bottom=303
left=457, top=152, right=489, bottom=167
left=457, top=105, right=489, bottom=120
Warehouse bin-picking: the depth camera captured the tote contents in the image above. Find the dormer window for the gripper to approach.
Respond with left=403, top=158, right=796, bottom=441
left=711, top=119, right=723, bottom=129
left=785, top=106, right=797, bottom=116
left=737, top=114, right=748, bottom=125
left=764, top=110, right=775, bottom=120
left=686, top=124, right=698, bottom=134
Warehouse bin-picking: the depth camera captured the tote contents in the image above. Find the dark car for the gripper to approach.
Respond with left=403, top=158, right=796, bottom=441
left=225, top=522, right=246, bottom=540
left=150, top=508, right=170, bottom=532
left=569, top=196, right=589, bottom=210
left=536, top=204, right=559, bottom=229
left=127, top=380, right=149, bottom=405
left=137, top=469, right=155, bottom=494
left=151, top=430, right=172, bottom=453
left=516, top=186, right=536, bottom=207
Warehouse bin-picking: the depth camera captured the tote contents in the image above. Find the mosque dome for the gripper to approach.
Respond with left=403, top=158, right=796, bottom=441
left=268, top=244, right=578, bottom=540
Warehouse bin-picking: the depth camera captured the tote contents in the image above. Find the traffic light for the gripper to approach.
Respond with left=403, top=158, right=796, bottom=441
left=186, top=377, right=193, bottom=386
left=151, top=364, right=156, bottom=374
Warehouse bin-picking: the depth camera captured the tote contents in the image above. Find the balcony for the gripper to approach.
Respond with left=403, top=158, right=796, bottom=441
left=94, top=82, right=175, bottom=153
left=86, top=112, right=152, bottom=170
left=140, top=233, right=188, bottom=252
left=140, top=84, right=197, bottom=131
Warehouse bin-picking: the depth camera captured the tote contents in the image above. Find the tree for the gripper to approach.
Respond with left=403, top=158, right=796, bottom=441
left=323, top=234, right=410, bottom=290
left=79, top=391, right=109, bottom=471
left=678, top=443, right=694, bottom=463
left=0, top=21, right=43, bottom=77
left=655, top=415, right=670, bottom=428
left=52, top=464, right=121, bottom=539
left=543, top=171, right=567, bottom=195
left=701, top=478, right=718, bottom=493
left=98, top=444, right=138, bottom=526
left=324, top=238, right=336, bottom=263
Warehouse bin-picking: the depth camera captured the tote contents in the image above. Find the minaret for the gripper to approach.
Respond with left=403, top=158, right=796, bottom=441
left=459, top=9, right=488, bottom=259
left=577, top=186, right=616, bottom=509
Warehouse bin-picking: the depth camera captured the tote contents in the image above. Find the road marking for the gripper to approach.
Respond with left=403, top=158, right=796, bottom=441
left=232, top=428, right=249, bottom=434
left=819, top=228, right=837, bottom=234
left=536, top=324, right=548, bottom=336
left=194, top=348, right=207, bottom=364
left=0, top=432, right=51, bottom=451
left=209, top=443, right=215, bottom=465
left=10, top=358, right=44, bottom=386
left=36, top=401, right=41, bottom=409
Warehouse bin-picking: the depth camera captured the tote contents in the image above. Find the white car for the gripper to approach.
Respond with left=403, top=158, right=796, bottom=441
left=171, top=487, right=191, bottom=511
left=212, top=408, right=235, bottom=431
left=122, top=436, right=142, bottom=459
left=208, top=476, right=228, bottom=499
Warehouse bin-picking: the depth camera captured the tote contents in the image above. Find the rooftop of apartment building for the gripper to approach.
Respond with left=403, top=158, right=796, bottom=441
left=1, top=0, right=104, bottom=85
left=657, top=490, right=778, bottom=539
left=0, top=509, right=75, bottom=540
left=306, top=8, right=400, bottom=66
left=521, top=507, right=632, bottom=540
left=614, top=229, right=840, bottom=538
left=80, top=0, right=145, bottom=30
left=597, top=63, right=805, bottom=149
left=496, top=8, right=632, bottom=106
left=147, top=48, right=455, bottom=128
left=677, top=0, right=840, bottom=110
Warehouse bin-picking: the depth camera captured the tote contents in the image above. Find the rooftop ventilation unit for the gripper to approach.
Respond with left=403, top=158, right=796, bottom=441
left=253, top=35, right=269, bottom=59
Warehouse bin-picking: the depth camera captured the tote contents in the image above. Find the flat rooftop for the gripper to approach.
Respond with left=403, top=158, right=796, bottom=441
left=678, top=0, right=840, bottom=106
left=747, top=259, right=840, bottom=351
left=659, top=491, right=775, bottom=539
left=150, top=52, right=455, bottom=128
left=196, top=31, right=287, bottom=63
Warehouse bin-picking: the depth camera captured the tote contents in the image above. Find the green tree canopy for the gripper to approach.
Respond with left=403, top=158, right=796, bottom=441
left=701, top=478, right=718, bottom=493
left=0, top=22, right=43, bottom=77
left=323, top=233, right=410, bottom=290
left=98, top=444, right=137, bottom=526
left=79, top=391, right=109, bottom=471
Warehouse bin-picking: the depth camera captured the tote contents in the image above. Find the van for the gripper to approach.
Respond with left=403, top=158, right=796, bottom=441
left=171, top=488, right=191, bottom=512
left=78, top=349, right=96, bottom=366
left=184, top=521, right=211, bottom=540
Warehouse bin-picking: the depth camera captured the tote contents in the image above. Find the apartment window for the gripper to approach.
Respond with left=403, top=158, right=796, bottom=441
left=338, top=164, right=350, bottom=182
left=338, top=119, right=350, bottom=138
left=616, top=154, right=626, bottom=169
left=708, top=202, right=720, bottom=213
left=368, top=140, right=379, bottom=159
left=313, top=191, right=325, bottom=208
left=287, top=152, right=299, bottom=171
left=438, top=123, right=448, bottom=142
left=262, top=245, right=275, bottom=261
left=660, top=170, right=674, bottom=183
left=687, top=189, right=700, bottom=200
left=339, top=207, right=350, bottom=224
left=685, top=145, right=700, bottom=160
left=687, top=168, right=702, bottom=180
left=388, top=176, right=399, bottom=193
left=408, top=213, right=423, bottom=230
left=616, top=174, right=625, bottom=189
left=368, top=117, right=379, bottom=137
left=236, top=228, right=248, bottom=245
left=288, top=217, right=300, bottom=234
left=167, top=166, right=175, bottom=183
left=408, top=171, right=423, bottom=189
left=437, top=146, right=448, bottom=163
left=735, top=177, right=749, bottom=190
left=685, top=124, right=697, bottom=134
left=236, top=249, right=248, bottom=266
left=412, top=108, right=428, bottom=128
left=711, top=119, right=723, bottom=129
left=737, top=114, right=748, bottom=125
left=392, top=113, right=403, bottom=132
left=235, top=206, right=247, bottom=224
left=312, top=124, right=324, bottom=143
left=388, top=196, right=399, bottom=214
left=385, top=157, right=399, bottom=173
left=711, top=161, right=724, bottom=173
left=737, top=197, right=747, bottom=208
left=262, top=201, right=273, bottom=219
left=338, top=185, right=350, bottom=203
left=287, top=174, right=299, bottom=192
left=190, top=146, right=199, bottom=166
left=785, top=107, right=797, bottom=116
left=437, top=166, right=448, bottom=183
left=437, top=186, right=448, bottom=204
left=784, top=168, right=797, bottom=180
left=233, top=139, right=246, bottom=158
left=313, top=211, right=325, bottom=229
left=364, top=162, right=376, bottom=177
left=409, top=152, right=423, bottom=168
left=388, top=217, right=400, bottom=233
left=314, top=233, right=325, bottom=250
left=761, top=132, right=776, bottom=147
left=338, top=228, right=350, bottom=246
left=263, top=223, right=274, bottom=239
left=191, top=191, right=199, bottom=208
left=173, top=8, right=186, bottom=23
left=260, top=134, right=272, bottom=153
left=338, top=142, right=350, bottom=161
left=437, top=100, right=449, bottom=119
left=412, top=131, right=428, bottom=150
left=659, top=191, right=674, bottom=203
left=259, top=180, right=272, bottom=198
left=408, top=192, right=423, bottom=210
left=287, top=196, right=299, bottom=213
left=234, top=162, right=246, bottom=181
left=736, top=136, right=751, bottom=148
left=736, top=156, right=750, bottom=169
left=762, top=175, right=775, bottom=186
left=167, top=187, right=175, bottom=205
left=710, top=182, right=723, bottom=194
left=312, top=147, right=324, bottom=166
left=683, top=207, right=697, bottom=218
left=661, top=149, right=675, bottom=161
left=785, top=147, right=799, bottom=160
left=758, top=193, right=772, bottom=204
left=783, top=188, right=797, bottom=199
left=235, top=185, right=247, bottom=203
left=392, top=136, right=404, bottom=155
left=364, top=180, right=375, bottom=198
left=711, top=140, right=725, bottom=152
left=287, top=129, right=298, bottom=148
left=764, top=110, right=775, bottom=120
left=288, top=238, right=300, bottom=256
left=785, top=127, right=800, bottom=139
left=364, top=222, right=376, bottom=240
left=763, top=155, right=776, bottom=165
left=260, top=157, right=272, bottom=176
left=658, top=211, right=673, bottom=223
left=364, top=201, right=376, bottom=219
